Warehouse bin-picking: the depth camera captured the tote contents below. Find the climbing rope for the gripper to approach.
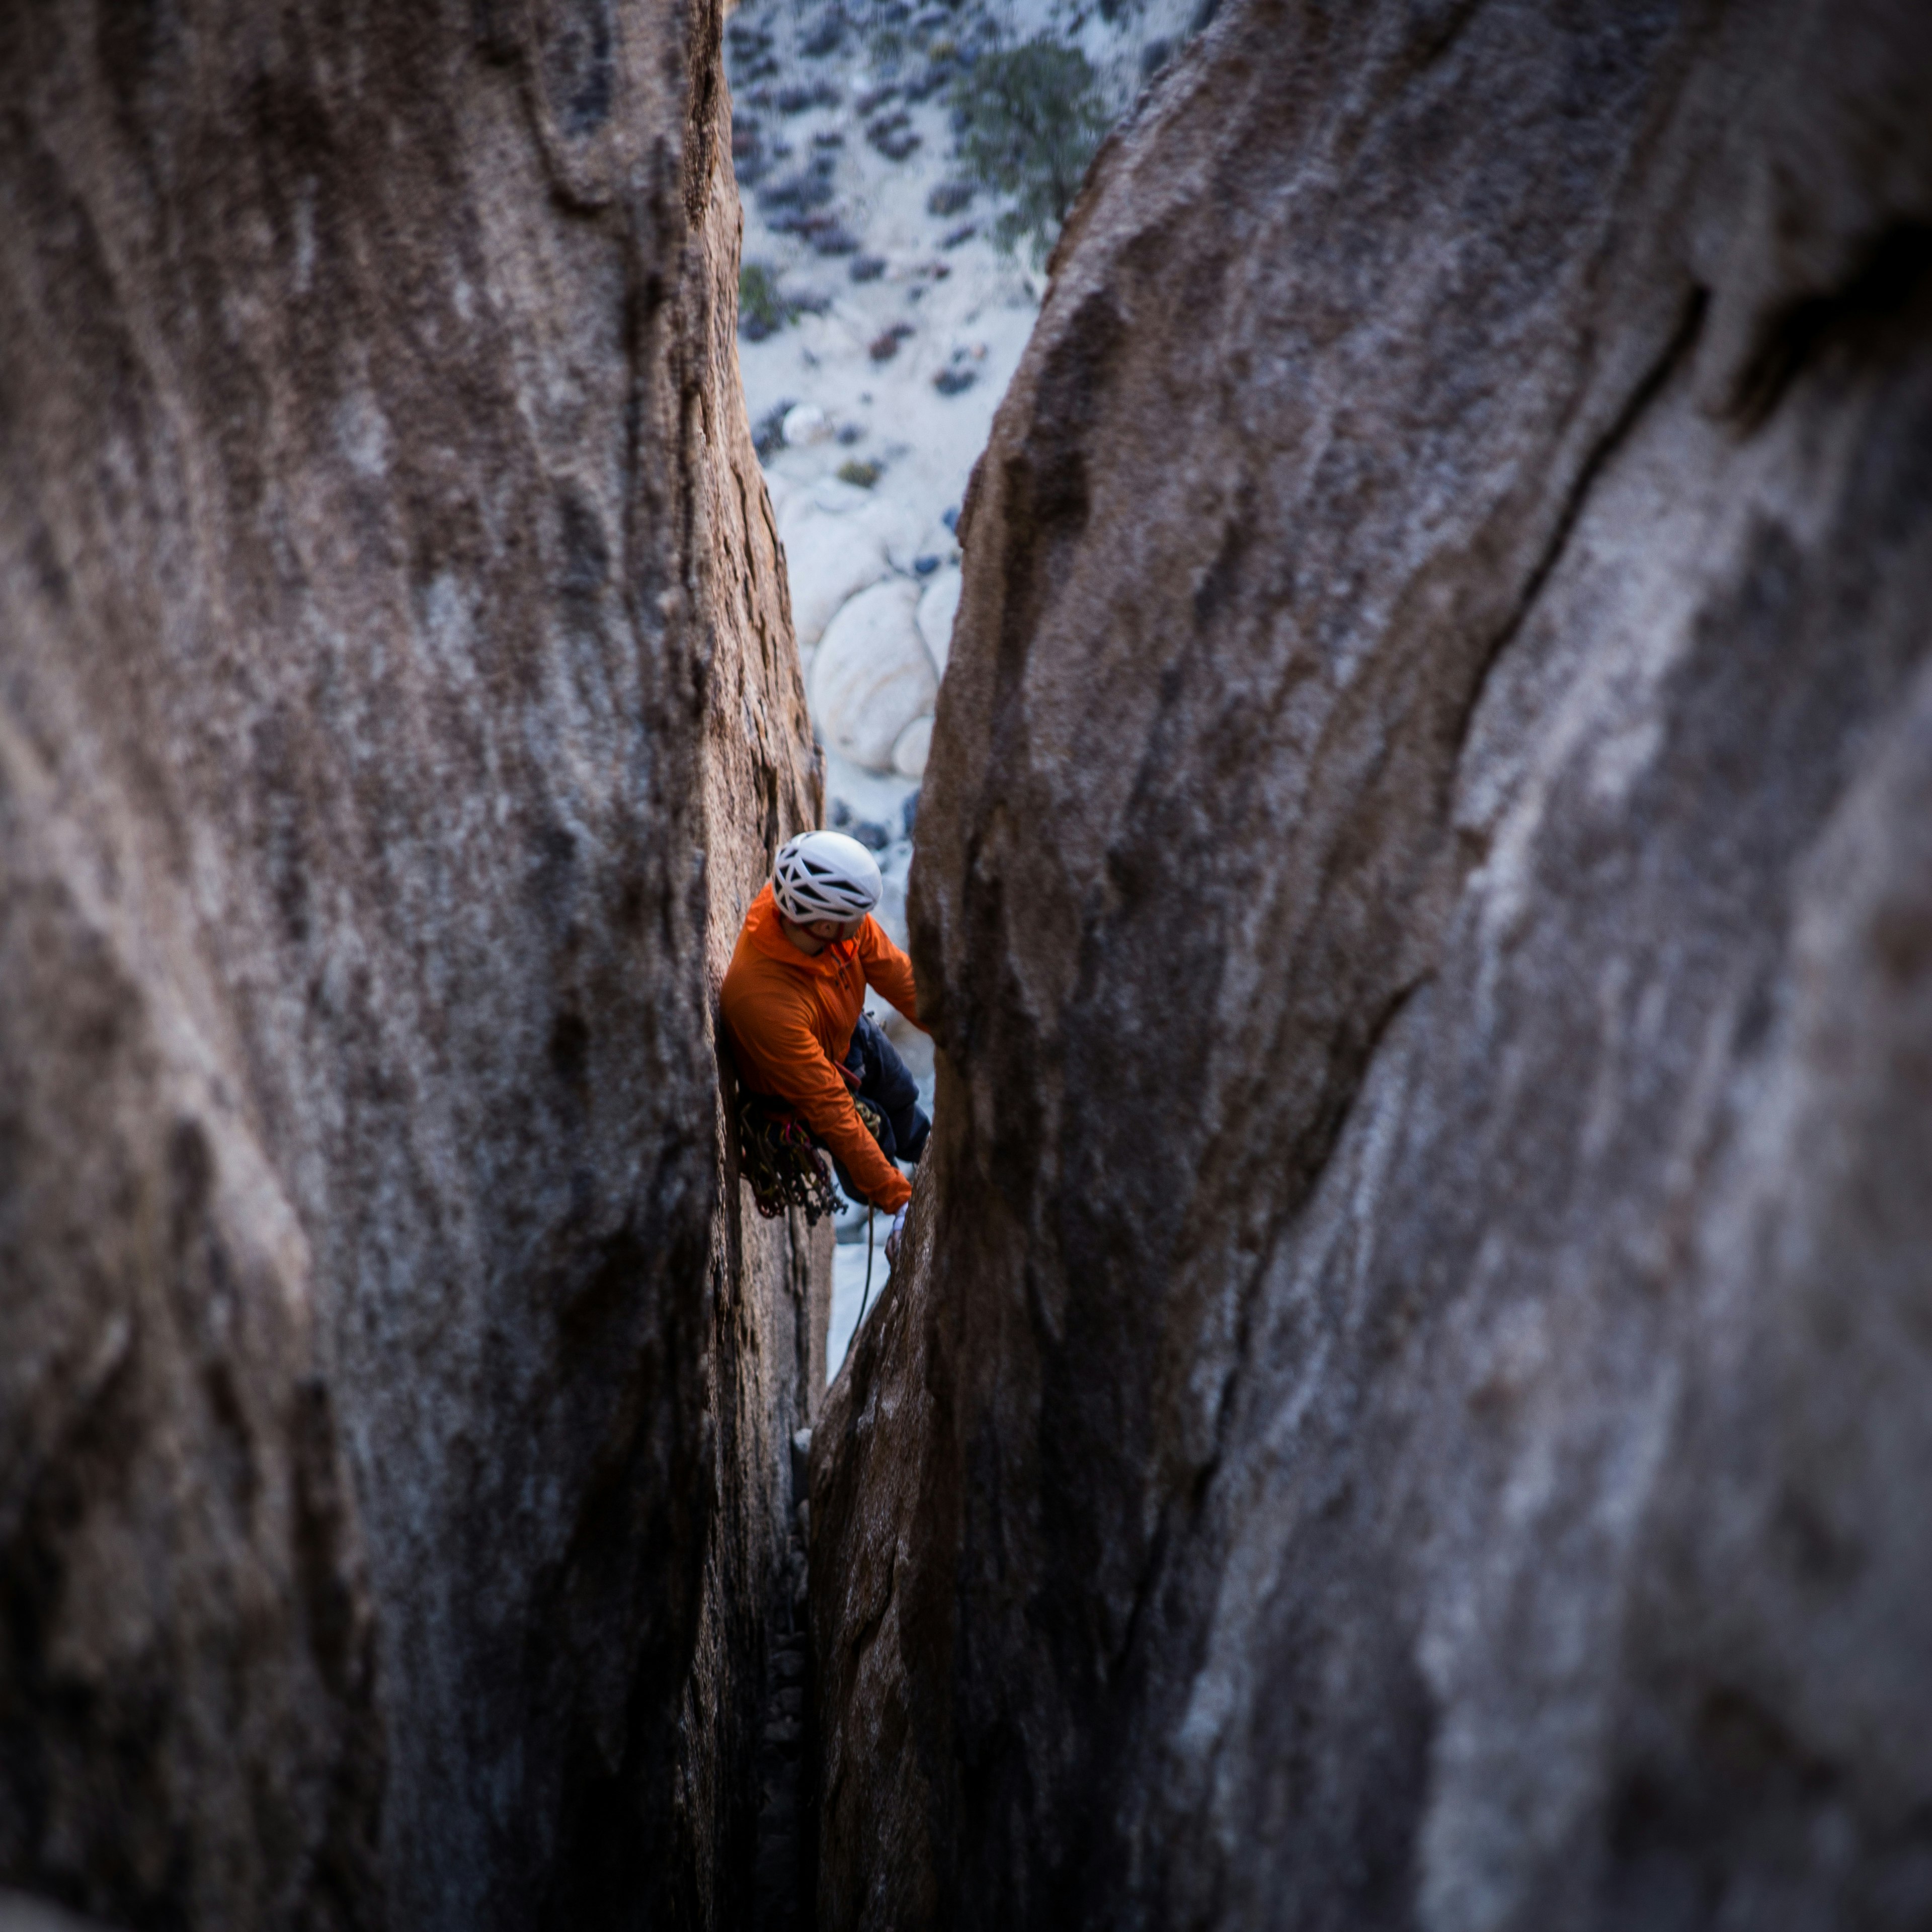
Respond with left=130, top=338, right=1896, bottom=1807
left=858, top=1207, right=875, bottom=1331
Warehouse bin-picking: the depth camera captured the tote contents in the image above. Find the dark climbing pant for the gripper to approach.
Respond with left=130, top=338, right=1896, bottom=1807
left=830, top=1013, right=930, bottom=1203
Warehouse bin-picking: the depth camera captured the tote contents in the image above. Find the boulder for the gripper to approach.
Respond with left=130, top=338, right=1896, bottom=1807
left=916, top=566, right=962, bottom=676
left=811, top=580, right=938, bottom=771
left=813, top=1, right=1932, bottom=1927
left=782, top=403, right=832, bottom=446
left=892, top=715, right=935, bottom=779
left=0, top=3, right=821, bottom=1929
left=774, top=499, right=892, bottom=649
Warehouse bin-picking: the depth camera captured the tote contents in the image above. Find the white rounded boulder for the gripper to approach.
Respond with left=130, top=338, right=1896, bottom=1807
left=917, top=565, right=962, bottom=676
left=811, top=578, right=937, bottom=771
left=782, top=402, right=830, bottom=446
left=891, top=714, right=934, bottom=779
left=779, top=500, right=892, bottom=650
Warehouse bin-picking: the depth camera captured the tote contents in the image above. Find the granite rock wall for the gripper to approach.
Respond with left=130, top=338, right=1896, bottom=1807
left=812, top=1, right=1932, bottom=1925
left=0, top=2, right=819, bottom=1927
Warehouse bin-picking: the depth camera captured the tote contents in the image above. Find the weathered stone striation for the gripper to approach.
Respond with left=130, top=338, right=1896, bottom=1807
left=813, top=1, right=1932, bottom=1926
left=0, top=2, right=819, bottom=1929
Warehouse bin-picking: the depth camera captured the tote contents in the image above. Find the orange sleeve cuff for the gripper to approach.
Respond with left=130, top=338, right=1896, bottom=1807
left=801, top=1092, right=912, bottom=1213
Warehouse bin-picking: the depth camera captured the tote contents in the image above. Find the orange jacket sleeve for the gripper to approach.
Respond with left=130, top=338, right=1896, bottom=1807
left=857, top=917, right=925, bottom=1029
left=728, top=993, right=912, bottom=1213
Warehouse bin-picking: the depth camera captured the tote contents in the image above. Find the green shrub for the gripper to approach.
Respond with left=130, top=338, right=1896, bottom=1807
left=951, top=40, right=1109, bottom=261
left=837, top=458, right=883, bottom=489
left=739, top=261, right=792, bottom=339
left=752, top=400, right=793, bottom=460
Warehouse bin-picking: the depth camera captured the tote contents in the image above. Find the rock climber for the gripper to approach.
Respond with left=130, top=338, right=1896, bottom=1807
left=721, top=829, right=929, bottom=1261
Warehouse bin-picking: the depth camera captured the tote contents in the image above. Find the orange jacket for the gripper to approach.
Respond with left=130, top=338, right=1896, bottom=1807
left=721, top=882, right=925, bottom=1212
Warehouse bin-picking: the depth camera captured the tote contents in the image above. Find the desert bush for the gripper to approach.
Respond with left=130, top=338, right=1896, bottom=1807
left=739, top=262, right=792, bottom=340
left=951, top=38, right=1108, bottom=260
left=751, top=400, right=794, bottom=460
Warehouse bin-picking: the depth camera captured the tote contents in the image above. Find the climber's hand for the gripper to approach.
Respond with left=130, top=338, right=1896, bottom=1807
left=885, top=1204, right=909, bottom=1266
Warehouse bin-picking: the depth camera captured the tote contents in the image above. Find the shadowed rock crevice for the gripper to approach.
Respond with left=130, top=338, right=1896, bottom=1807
left=812, top=0, right=1932, bottom=1926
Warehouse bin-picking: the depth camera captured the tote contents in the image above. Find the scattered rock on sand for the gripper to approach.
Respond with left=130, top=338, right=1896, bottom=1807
left=732, top=0, right=1202, bottom=810
left=811, top=578, right=936, bottom=769
left=782, top=402, right=831, bottom=446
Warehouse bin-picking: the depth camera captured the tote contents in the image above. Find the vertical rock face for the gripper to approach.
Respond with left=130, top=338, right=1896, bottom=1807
left=813, top=1, right=1932, bottom=1926
left=0, top=2, right=818, bottom=1928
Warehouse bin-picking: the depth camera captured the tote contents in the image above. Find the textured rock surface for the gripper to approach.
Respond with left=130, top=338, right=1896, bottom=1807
left=0, top=1894, right=112, bottom=1932
left=813, top=1, right=1932, bottom=1926
left=0, top=2, right=818, bottom=1929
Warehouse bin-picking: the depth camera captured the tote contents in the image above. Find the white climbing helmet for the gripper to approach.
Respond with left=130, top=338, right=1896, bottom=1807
left=772, top=830, right=882, bottom=924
